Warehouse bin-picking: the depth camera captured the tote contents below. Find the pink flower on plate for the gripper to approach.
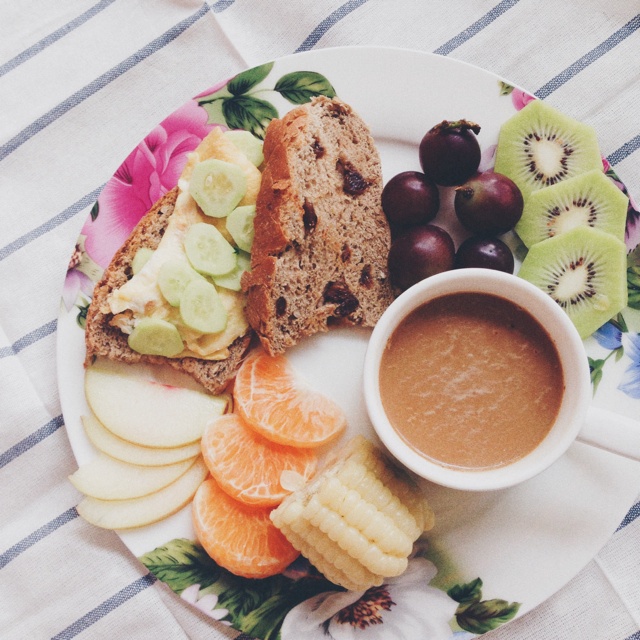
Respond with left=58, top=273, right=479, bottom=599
left=82, top=85, right=225, bottom=269
left=511, top=88, right=536, bottom=111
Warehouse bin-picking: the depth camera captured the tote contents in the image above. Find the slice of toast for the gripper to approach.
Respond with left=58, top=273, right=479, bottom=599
left=242, top=96, right=394, bottom=355
left=84, top=186, right=252, bottom=394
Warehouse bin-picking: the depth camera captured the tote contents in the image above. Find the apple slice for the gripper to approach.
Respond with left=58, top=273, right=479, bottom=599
left=84, top=359, right=228, bottom=448
left=82, top=414, right=201, bottom=466
left=76, top=457, right=208, bottom=529
left=69, top=452, right=196, bottom=500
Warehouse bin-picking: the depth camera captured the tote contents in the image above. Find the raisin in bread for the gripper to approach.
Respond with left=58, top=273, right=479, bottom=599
left=242, top=96, right=394, bottom=355
left=84, top=187, right=252, bottom=394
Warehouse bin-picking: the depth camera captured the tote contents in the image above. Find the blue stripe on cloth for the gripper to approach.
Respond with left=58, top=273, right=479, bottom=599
left=536, top=14, right=640, bottom=99
left=0, top=0, right=117, bottom=78
left=51, top=574, right=158, bottom=639
left=210, top=0, right=236, bottom=12
left=433, top=0, right=521, bottom=55
left=0, top=319, right=57, bottom=359
left=295, top=0, right=369, bottom=52
left=624, top=632, right=640, bottom=640
left=0, top=507, right=78, bottom=570
left=607, top=133, right=640, bottom=167
left=0, top=3, right=211, bottom=163
left=0, top=185, right=103, bottom=262
left=0, top=415, right=65, bottom=470
left=616, top=501, right=640, bottom=532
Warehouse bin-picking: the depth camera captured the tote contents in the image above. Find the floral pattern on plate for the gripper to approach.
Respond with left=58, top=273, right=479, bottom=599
left=139, top=537, right=520, bottom=638
left=59, top=52, right=640, bottom=640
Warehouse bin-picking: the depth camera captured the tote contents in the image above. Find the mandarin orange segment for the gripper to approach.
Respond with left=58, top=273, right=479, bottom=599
left=201, top=413, right=317, bottom=507
left=233, top=349, right=347, bottom=448
left=192, top=477, right=299, bottom=579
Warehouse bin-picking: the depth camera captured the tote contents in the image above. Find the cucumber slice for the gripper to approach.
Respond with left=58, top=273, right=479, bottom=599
left=185, top=222, right=237, bottom=277
left=128, top=318, right=184, bottom=357
left=189, top=158, right=247, bottom=218
left=213, top=251, right=251, bottom=292
left=180, top=279, right=228, bottom=334
left=158, top=260, right=200, bottom=307
left=223, top=130, right=264, bottom=167
left=226, top=205, right=256, bottom=253
left=132, top=247, right=154, bottom=275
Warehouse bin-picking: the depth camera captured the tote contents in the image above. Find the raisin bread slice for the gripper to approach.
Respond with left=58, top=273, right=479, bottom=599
left=242, top=97, right=394, bottom=355
left=84, top=187, right=252, bottom=394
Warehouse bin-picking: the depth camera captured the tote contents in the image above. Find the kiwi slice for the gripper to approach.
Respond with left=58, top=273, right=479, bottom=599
left=515, top=169, right=628, bottom=248
left=518, top=226, right=627, bottom=339
left=495, top=100, right=602, bottom=199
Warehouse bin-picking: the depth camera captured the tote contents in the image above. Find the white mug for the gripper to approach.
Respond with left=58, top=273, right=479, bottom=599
left=363, top=268, right=640, bottom=491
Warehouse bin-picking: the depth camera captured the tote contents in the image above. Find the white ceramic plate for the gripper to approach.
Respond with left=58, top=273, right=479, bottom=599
left=57, top=46, right=640, bottom=639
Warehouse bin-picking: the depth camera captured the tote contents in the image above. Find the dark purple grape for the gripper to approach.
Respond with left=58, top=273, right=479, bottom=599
left=388, top=225, right=455, bottom=291
left=382, top=171, right=440, bottom=227
left=454, top=236, right=515, bottom=273
left=419, top=120, right=481, bottom=186
left=454, top=171, right=524, bottom=235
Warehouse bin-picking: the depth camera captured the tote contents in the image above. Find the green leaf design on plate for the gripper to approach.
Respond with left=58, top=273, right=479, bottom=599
left=228, top=62, right=274, bottom=96
left=589, top=356, right=605, bottom=394
left=232, top=575, right=337, bottom=639
left=627, top=247, right=640, bottom=310
left=222, top=96, right=279, bottom=139
left=499, top=81, right=514, bottom=96
left=448, top=577, right=483, bottom=604
left=90, top=201, right=99, bottom=221
left=274, top=71, right=336, bottom=104
left=138, top=538, right=221, bottom=594
left=75, top=298, right=89, bottom=329
left=456, top=598, right=521, bottom=634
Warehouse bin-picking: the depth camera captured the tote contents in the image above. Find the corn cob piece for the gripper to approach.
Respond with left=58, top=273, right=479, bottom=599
left=270, top=435, right=434, bottom=591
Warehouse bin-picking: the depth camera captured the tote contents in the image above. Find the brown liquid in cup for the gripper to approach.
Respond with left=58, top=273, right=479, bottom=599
left=379, top=292, right=564, bottom=470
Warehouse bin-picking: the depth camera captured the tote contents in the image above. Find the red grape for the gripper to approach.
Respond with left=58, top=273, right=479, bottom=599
left=454, top=172, right=524, bottom=235
left=388, top=225, right=455, bottom=291
left=454, top=236, right=514, bottom=273
left=382, top=171, right=439, bottom=227
left=419, top=120, right=481, bottom=186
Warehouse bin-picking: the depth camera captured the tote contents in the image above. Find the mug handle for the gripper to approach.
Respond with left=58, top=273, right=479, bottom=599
left=577, top=406, right=640, bottom=461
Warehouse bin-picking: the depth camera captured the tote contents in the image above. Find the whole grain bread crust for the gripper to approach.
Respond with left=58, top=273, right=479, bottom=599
left=243, top=96, right=394, bottom=355
left=84, top=187, right=252, bottom=394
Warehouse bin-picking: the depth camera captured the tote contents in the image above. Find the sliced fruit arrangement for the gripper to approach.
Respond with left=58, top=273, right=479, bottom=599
left=191, top=349, right=348, bottom=579
left=494, top=100, right=629, bottom=337
left=72, top=358, right=229, bottom=530
left=270, top=435, right=434, bottom=591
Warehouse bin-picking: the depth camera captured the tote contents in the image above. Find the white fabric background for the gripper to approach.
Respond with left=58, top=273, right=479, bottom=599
left=1, top=1, right=639, bottom=638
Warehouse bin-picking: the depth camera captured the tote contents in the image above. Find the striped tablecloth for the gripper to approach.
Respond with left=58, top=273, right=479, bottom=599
left=2, top=1, right=639, bottom=638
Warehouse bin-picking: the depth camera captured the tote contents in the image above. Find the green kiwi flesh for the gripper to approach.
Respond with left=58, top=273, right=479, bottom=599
left=515, top=169, right=628, bottom=248
left=518, top=226, right=627, bottom=339
left=495, top=100, right=602, bottom=199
